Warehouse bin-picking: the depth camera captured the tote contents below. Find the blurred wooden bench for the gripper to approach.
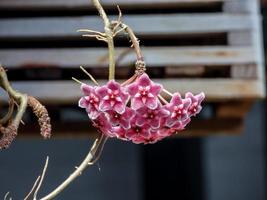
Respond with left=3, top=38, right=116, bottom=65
left=0, top=0, right=265, bottom=137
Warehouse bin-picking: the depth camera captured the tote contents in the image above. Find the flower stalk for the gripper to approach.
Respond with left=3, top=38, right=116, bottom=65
left=92, top=0, right=116, bottom=80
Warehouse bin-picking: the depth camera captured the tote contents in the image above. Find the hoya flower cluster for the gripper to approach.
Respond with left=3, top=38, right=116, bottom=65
left=79, top=73, right=204, bottom=144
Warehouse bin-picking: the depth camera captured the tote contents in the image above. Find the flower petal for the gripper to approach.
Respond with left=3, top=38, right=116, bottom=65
left=114, top=102, right=126, bottom=114
left=120, top=119, right=131, bottom=129
left=107, top=80, right=120, bottom=90
left=150, top=119, right=160, bottom=129
left=138, top=73, right=151, bottom=86
left=81, top=84, right=94, bottom=96
left=95, top=86, right=108, bottom=98
left=131, top=98, right=144, bottom=110
left=127, top=83, right=139, bottom=96
left=78, top=97, right=88, bottom=108
left=150, top=83, right=162, bottom=95
left=99, top=101, right=111, bottom=111
left=146, top=98, right=158, bottom=109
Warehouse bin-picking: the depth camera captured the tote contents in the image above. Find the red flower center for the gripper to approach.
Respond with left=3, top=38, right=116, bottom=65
left=89, top=94, right=99, bottom=108
left=114, top=113, right=121, bottom=119
left=189, top=102, right=198, bottom=113
left=134, top=126, right=142, bottom=133
left=172, top=105, right=186, bottom=119
left=139, top=87, right=149, bottom=97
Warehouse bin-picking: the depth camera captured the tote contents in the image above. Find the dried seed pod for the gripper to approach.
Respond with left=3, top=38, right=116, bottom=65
left=135, top=60, right=146, bottom=75
left=0, top=124, right=17, bottom=149
left=27, top=96, right=51, bottom=139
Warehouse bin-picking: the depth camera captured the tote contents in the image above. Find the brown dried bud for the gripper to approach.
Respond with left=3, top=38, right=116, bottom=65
left=27, top=96, right=51, bottom=139
left=135, top=60, right=146, bottom=75
left=0, top=124, right=17, bottom=149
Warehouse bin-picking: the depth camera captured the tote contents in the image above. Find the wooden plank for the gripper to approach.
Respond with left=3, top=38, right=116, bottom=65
left=231, top=64, right=257, bottom=78
left=0, top=79, right=264, bottom=105
left=0, top=14, right=253, bottom=38
left=224, top=0, right=259, bottom=14
left=228, top=31, right=252, bottom=46
left=0, top=47, right=256, bottom=68
left=18, top=118, right=244, bottom=138
left=0, top=0, right=225, bottom=9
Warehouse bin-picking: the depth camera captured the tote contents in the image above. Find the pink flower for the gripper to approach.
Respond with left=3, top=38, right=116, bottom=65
left=157, top=127, right=173, bottom=137
left=78, top=84, right=100, bottom=119
left=92, top=113, right=112, bottom=136
left=106, top=107, right=135, bottom=129
left=135, top=105, right=170, bottom=129
left=111, top=126, right=128, bottom=140
left=185, top=92, right=205, bottom=116
left=127, top=73, right=162, bottom=110
left=143, top=129, right=165, bottom=144
left=125, top=119, right=151, bottom=144
left=96, top=80, right=129, bottom=114
left=78, top=72, right=205, bottom=144
left=164, top=93, right=191, bottom=127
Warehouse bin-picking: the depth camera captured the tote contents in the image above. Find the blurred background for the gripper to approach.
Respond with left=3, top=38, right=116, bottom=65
left=0, top=0, right=266, bottom=199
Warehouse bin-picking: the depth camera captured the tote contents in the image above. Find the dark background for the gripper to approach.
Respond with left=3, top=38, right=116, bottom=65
left=0, top=101, right=265, bottom=200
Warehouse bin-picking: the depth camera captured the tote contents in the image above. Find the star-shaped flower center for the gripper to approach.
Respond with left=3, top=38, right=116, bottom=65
left=188, top=102, right=198, bottom=114
left=88, top=94, right=99, bottom=107
left=134, top=86, right=154, bottom=103
left=103, top=89, right=122, bottom=107
left=145, top=110, right=156, bottom=119
left=113, top=113, right=121, bottom=119
left=134, top=126, right=141, bottom=133
left=171, top=104, right=186, bottom=119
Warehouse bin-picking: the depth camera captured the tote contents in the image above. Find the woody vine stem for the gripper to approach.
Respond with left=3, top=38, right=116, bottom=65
left=1, top=0, right=145, bottom=199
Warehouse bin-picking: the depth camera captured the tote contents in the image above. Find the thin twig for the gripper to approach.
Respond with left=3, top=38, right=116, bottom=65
left=158, top=94, right=169, bottom=105
left=112, top=5, right=122, bottom=31
left=162, top=88, right=173, bottom=97
left=33, top=157, right=49, bottom=200
left=113, top=26, right=127, bottom=37
left=77, top=29, right=106, bottom=37
left=88, top=134, right=108, bottom=164
left=118, top=23, right=143, bottom=61
left=0, top=66, right=28, bottom=149
left=92, top=0, right=116, bottom=80
left=80, top=66, right=99, bottom=86
left=72, top=77, right=83, bottom=85
left=23, top=176, right=40, bottom=200
left=82, top=34, right=108, bottom=42
left=39, top=136, right=107, bottom=200
left=0, top=67, right=28, bottom=128
left=0, top=98, right=14, bottom=124
left=4, top=192, right=10, bottom=200
left=121, top=74, right=138, bottom=86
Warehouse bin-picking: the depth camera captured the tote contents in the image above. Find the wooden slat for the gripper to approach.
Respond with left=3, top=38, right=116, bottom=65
left=0, top=14, right=253, bottom=38
left=0, top=0, right=225, bottom=9
left=231, top=64, right=257, bottom=78
left=224, top=0, right=259, bottom=14
left=0, top=79, right=264, bottom=104
left=0, top=47, right=256, bottom=68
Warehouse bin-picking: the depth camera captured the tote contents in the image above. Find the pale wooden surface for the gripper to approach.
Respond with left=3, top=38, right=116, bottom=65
left=0, top=47, right=256, bottom=68
left=0, top=14, right=254, bottom=38
left=0, top=0, right=228, bottom=8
